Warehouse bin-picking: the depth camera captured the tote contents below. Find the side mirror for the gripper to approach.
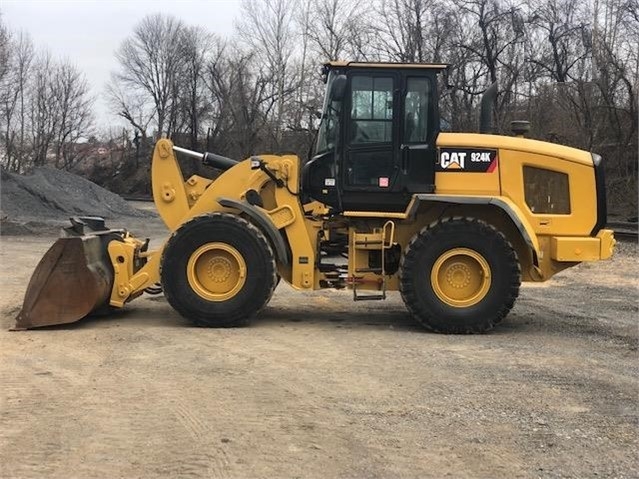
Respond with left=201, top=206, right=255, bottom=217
left=330, top=75, right=347, bottom=101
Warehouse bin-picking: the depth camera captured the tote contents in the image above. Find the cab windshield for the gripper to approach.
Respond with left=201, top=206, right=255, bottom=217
left=315, top=71, right=342, bottom=155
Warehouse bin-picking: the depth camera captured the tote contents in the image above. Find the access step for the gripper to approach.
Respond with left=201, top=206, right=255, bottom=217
left=353, top=294, right=386, bottom=301
left=354, top=267, right=383, bottom=274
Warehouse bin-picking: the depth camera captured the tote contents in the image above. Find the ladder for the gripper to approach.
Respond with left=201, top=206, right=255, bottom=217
left=351, top=221, right=395, bottom=301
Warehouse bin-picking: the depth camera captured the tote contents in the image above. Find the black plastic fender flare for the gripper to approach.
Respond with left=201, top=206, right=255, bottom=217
left=217, top=197, right=290, bottom=266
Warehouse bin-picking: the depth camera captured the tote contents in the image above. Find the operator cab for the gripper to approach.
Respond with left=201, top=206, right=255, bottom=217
left=302, top=61, right=448, bottom=212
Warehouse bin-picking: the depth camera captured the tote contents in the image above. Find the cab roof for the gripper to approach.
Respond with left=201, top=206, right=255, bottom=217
left=324, top=61, right=449, bottom=71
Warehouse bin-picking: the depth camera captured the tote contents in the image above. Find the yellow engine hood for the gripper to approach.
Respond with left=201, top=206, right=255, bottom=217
left=437, top=133, right=593, bottom=166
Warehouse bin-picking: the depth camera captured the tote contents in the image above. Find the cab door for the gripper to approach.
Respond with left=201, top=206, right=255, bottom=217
left=399, top=74, right=437, bottom=193
left=339, top=70, right=438, bottom=212
left=343, top=74, right=398, bottom=191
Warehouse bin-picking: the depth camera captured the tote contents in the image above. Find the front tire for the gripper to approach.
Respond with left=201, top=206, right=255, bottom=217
left=399, top=217, right=521, bottom=333
left=161, top=213, right=277, bottom=327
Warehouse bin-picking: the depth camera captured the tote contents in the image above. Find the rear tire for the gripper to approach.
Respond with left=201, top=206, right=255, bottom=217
left=161, top=213, right=277, bottom=327
left=399, top=217, right=521, bottom=333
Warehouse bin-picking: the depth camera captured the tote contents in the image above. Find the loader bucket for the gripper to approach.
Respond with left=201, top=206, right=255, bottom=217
left=13, top=235, right=114, bottom=330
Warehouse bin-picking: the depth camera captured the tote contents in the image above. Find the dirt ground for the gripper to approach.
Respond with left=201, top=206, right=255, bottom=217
left=1, top=206, right=637, bottom=479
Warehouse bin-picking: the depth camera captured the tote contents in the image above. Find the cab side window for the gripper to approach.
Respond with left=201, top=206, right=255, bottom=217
left=350, top=76, right=394, bottom=144
left=404, top=77, right=431, bottom=143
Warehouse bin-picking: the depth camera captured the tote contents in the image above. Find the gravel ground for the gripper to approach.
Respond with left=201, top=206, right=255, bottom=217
left=0, top=209, right=637, bottom=479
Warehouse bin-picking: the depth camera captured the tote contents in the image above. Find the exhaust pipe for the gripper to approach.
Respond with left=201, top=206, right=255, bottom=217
left=172, top=145, right=238, bottom=171
left=479, top=82, right=498, bottom=134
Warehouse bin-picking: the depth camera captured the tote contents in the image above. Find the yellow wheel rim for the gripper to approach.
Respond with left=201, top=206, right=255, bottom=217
left=430, top=248, right=491, bottom=308
left=187, top=243, right=247, bottom=302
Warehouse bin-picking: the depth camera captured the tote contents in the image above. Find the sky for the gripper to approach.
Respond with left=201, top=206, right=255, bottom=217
left=1, top=0, right=241, bottom=132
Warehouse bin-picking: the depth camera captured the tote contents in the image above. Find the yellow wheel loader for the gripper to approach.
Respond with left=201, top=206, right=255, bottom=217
left=14, top=62, right=616, bottom=333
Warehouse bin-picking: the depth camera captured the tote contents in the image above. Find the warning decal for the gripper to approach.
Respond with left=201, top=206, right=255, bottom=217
left=436, top=148, right=498, bottom=173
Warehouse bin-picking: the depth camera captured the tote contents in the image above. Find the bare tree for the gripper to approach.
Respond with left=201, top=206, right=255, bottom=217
left=590, top=0, right=638, bottom=210
left=178, top=26, right=215, bottom=150
left=111, top=14, right=186, bottom=139
left=0, top=19, right=16, bottom=168
left=529, top=0, right=590, bottom=83
left=237, top=0, right=299, bottom=149
left=454, top=0, right=524, bottom=84
left=11, top=32, right=35, bottom=171
left=205, top=49, right=280, bottom=158
left=1, top=17, right=93, bottom=173
left=0, top=22, right=36, bottom=172
left=51, top=60, right=94, bottom=170
left=305, top=0, right=362, bottom=60
left=106, top=79, right=155, bottom=168
left=28, top=52, right=56, bottom=167
left=376, top=0, right=432, bottom=62
left=0, top=13, right=9, bottom=82
left=106, top=79, right=154, bottom=139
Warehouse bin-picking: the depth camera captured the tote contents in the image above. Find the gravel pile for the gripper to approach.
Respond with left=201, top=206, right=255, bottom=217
left=1, top=167, right=149, bottom=234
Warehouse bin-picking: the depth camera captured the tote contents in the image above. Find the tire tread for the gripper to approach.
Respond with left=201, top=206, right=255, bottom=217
left=399, top=217, right=521, bottom=333
left=161, top=212, right=277, bottom=327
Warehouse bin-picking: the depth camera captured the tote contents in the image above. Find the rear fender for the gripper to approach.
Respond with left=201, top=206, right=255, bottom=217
left=414, top=194, right=541, bottom=270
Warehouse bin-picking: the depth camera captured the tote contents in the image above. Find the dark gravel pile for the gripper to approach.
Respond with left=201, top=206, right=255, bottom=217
left=1, top=167, right=149, bottom=234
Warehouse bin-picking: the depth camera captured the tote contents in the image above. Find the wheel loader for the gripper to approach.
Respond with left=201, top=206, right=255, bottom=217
left=14, top=61, right=615, bottom=333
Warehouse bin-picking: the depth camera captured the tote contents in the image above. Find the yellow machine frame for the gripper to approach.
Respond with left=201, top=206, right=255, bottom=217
left=106, top=138, right=614, bottom=309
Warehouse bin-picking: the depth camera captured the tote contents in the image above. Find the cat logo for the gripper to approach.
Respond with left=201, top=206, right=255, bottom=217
left=437, top=148, right=498, bottom=173
left=440, top=151, right=466, bottom=169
